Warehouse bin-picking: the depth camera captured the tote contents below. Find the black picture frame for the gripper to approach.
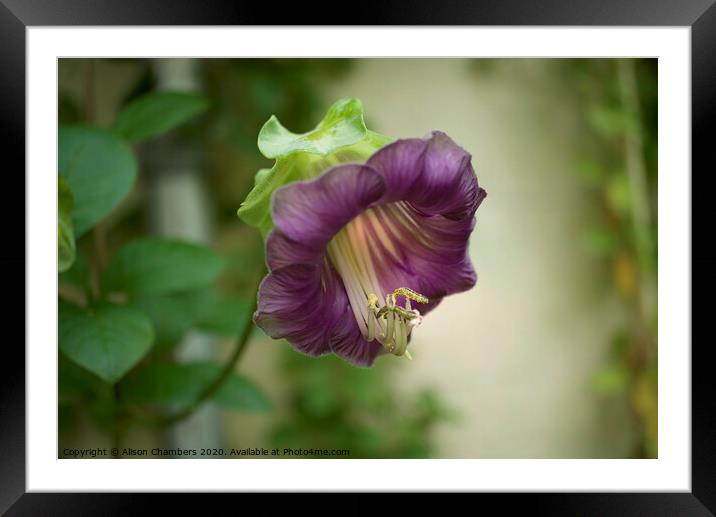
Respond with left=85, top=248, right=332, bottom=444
left=1, top=0, right=710, bottom=513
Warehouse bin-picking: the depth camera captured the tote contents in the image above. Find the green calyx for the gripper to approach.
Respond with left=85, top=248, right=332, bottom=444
left=237, top=98, right=393, bottom=238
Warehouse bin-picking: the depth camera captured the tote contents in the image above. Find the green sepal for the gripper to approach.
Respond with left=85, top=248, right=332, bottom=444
left=237, top=98, right=392, bottom=239
left=258, top=98, right=368, bottom=158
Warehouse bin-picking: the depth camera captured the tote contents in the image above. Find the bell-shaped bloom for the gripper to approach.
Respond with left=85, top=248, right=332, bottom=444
left=239, top=99, right=486, bottom=367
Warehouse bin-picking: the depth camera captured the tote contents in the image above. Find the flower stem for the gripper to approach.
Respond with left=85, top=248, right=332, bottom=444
left=157, top=310, right=256, bottom=427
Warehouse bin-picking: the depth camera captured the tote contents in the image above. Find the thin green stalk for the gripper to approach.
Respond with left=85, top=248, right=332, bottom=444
left=157, top=308, right=256, bottom=427
left=129, top=269, right=263, bottom=429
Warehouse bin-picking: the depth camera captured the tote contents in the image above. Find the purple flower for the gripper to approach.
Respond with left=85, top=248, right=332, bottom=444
left=253, top=131, right=486, bottom=367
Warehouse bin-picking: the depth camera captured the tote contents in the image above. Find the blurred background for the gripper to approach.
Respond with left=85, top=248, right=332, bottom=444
left=58, top=58, right=657, bottom=459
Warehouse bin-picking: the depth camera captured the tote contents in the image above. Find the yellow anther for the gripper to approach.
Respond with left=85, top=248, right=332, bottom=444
left=367, top=293, right=380, bottom=311
left=392, top=287, right=429, bottom=305
left=365, top=287, right=427, bottom=360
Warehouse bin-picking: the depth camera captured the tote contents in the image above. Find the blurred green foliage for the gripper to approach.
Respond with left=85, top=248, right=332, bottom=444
left=58, top=175, right=76, bottom=272
left=58, top=62, right=268, bottom=452
left=271, top=350, right=455, bottom=458
left=566, top=59, right=658, bottom=458
left=121, top=361, right=270, bottom=412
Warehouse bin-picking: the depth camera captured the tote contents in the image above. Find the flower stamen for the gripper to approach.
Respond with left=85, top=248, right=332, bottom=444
left=366, top=287, right=428, bottom=357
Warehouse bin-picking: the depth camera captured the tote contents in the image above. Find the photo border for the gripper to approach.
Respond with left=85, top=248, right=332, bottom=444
left=3, top=0, right=712, bottom=512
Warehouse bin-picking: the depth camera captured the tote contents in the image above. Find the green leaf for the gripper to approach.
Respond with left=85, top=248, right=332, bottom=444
left=59, top=352, right=113, bottom=402
left=102, top=238, right=224, bottom=297
left=59, top=302, right=154, bottom=384
left=58, top=175, right=76, bottom=272
left=196, top=293, right=254, bottom=337
left=131, top=288, right=253, bottom=349
left=59, top=126, right=137, bottom=236
left=113, top=91, right=208, bottom=143
left=121, top=361, right=271, bottom=412
left=239, top=98, right=392, bottom=238
left=132, top=289, right=213, bottom=348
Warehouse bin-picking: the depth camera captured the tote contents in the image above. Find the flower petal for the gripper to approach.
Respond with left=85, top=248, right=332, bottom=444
left=363, top=137, right=428, bottom=203
left=368, top=131, right=484, bottom=220
left=329, top=311, right=385, bottom=367
left=265, top=230, right=319, bottom=271
left=353, top=201, right=480, bottom=315
left=258, top=164, right=388, bottom=366
left=271, top=163, right=386, bottom=250
left=254, top=260, right=349, bottom=357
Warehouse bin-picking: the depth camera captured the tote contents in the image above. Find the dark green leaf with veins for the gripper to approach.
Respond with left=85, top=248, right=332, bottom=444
left=59, top=126, right=137, bottom=236
left=102, top=238, right=224, bottom=297
left=59, top=302, right=154, bottom=384
left=196, top=293, right=254, bottom=337
left=113, top=91, right=209, bottom=143
left=132, top=289, right=213, bottom=349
